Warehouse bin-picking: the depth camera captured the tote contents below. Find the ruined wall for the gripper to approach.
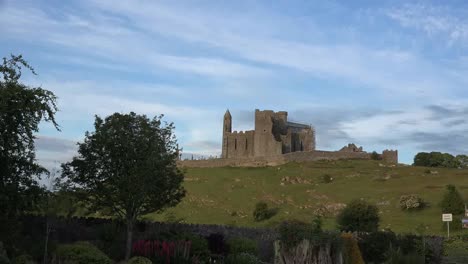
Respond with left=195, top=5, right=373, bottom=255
left=254, top=110, right=283, bottom=157
left=382, top=149, right=398, bottom=164
left=226, top=130, right=255, bottom=158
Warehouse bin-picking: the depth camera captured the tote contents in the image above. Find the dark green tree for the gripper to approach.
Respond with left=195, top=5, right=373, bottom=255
left=61, top=112, right=186, bottom=260
left=337, top=199, right=380, bottom=232
left=0, top=54, right=59, bottom=249
left=440, top=184, right=465, bottom=215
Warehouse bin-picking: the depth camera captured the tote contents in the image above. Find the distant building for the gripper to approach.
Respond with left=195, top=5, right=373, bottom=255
left=222, top=109, right=315, bottom=158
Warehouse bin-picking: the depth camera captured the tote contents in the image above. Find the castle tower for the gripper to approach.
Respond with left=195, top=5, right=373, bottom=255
left=222, top=110, right=232, bottom=158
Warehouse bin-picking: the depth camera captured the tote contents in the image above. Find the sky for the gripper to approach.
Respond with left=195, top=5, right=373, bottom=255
left=2, top=0, right=468, bottom=170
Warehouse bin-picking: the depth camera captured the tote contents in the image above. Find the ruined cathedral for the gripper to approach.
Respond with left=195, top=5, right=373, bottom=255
left=222, top=109, right=315, bottom=158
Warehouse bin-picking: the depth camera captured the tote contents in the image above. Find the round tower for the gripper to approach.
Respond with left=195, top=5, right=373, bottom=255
left=222, top=110, right=232, bottom=158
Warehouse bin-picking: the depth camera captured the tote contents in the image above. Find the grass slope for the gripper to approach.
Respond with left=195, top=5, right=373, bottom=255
left=145, top=160, right=468, bottom=235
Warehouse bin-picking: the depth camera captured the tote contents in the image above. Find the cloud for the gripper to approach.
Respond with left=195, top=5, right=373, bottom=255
left=386, top=3, right=468, bottom=46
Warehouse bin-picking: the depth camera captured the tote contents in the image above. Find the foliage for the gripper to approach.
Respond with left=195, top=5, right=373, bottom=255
left=320, top=174, right=333, bottom=183
left=132, top=240, right=191, bottom=262
left=337, top=199, right=380, bottom=232
left=225, top=253, right=261, bottom=264
left=399, top=194, right=426, bottom=210
left=384, top=245, right=424, bottom=264
left=127, top=256, right=152, bottom=264
left=12, top=254, right=34, bottom=264
left=227, top=237, right=258, bottom=255
left=440, top=184, right=465, bottom=215
left=253, top=202, right=277, bottom=222
left=60, top=112, right=186, bottom=259
left=456, top=154, right=468, bottom=168
left=54, top=241, right=112, bottom=264
left=0, top=242, right=9, bottom=264
left=370, top=151, right=381, bottom=160
left=443, top=237, right=468, bottom=263
left=277, top=217, right=339, bottom=250
left=413, top=152, right=461, bottom=168
left=206, top=233, right=228, bottom=256
left=0, top=54, right=59, bottom=253
left=341, top=233, right=364, bottom=264
left=358, top=231, right=397, bottom=264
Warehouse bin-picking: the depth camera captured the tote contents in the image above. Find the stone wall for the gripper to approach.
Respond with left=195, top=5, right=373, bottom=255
left=178, top=149, right=397, bottom=168
left=226, top=130, right=255, bottom=158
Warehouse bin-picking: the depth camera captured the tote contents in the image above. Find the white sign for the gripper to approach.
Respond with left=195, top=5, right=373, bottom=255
left=443, top=214, right=453, bottom=222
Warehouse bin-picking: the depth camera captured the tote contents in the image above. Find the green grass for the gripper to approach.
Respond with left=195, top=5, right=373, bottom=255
left=145, top=160, right=468, bottom=235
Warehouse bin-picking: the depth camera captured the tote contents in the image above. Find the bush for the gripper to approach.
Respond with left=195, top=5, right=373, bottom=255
left=53, top=241, right=112, bottom=264
left=253, top=202, right=277, bottom=222
left=13, top=254, right=34, bottom=264
left=127, top=256, right=152, bottom=264
left=384, top=245, right=424, bottom=264
left=227, top=237, right=258, bottom=255
left=399, top=194, right=425, bottom=210
left=277, top=218, right=335, bottom=250
left=337, top=199, right=380, bottom=232
left=358, top=231, right=397, bottom=264
left=206, top=233, right=228, bottom=256
left=341, top=233, right=364, bottom=264
left=224, top=253, right=261, bottom=264
left=321, top=174, right=333, bottom=183
left=371, top=151, right=381, bottom=160
left=177, top=233, right=210, bottom=261
left=0, top=242, right=9, bottom=264
left=440, top=184, right=465, bottom=215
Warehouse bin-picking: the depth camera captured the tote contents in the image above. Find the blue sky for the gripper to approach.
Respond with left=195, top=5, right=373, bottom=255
left=2, top=0, right=468, bottom=169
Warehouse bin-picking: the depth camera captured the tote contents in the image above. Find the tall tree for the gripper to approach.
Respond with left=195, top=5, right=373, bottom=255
left=440, top=184, right=465, bottom=215
left=0, top=54, right=59, bottom=246
left=61, top=112, right=186, bottom=260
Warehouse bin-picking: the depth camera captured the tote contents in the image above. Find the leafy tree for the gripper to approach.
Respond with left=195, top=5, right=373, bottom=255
left=413, top=152, right=460, bottom=168
left=440, top=185, right=465, bottom=215
left=337, top=199, right=380, bottom=232
left=61, top=112, right=185, bottom=260
left=456, top=155, right=468, bottom=169
left=0, top=54, right=59, bottom=249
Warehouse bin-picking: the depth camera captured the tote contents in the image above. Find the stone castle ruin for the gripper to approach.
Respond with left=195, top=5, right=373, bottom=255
left=179, top=109, right=398, bottom=167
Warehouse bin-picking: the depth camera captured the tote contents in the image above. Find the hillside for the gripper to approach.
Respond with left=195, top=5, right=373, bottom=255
left=146, top=160, right=468, bottom=235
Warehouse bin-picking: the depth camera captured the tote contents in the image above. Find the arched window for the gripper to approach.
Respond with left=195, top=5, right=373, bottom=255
left=245, top=138, right=248, bottom=150
left=235, top=138, right=237, bottom=150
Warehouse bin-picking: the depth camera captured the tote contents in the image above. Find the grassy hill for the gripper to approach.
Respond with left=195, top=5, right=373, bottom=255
left=145, top=160, right=468, bottom=235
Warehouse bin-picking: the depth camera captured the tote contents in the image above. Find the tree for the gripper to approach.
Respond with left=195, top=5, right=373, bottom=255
left=440, top=184, right=465, bottom=215
left=0, top=54, right=59, bottom=248
left=337, top=199, right=380, bottom=232
left=61, top=112, right=186, bottom=260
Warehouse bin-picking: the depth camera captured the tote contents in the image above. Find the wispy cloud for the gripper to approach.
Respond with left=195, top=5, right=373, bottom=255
left=386, top=3, right=468, bottom=46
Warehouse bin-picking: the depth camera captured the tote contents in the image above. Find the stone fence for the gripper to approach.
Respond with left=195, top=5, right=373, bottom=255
left=178, top=149, right=397, bottom=168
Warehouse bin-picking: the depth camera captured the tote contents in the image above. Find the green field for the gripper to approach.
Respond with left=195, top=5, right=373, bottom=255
left=145, top=160, right=468, bottom=235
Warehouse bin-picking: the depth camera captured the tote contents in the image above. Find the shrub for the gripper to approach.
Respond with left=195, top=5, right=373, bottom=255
left=13, top=254, right=34, bottom=264
left=0, top=242, right=9, bottom=264
left=127, top=256, right=152, bottom=264
left=224, top=253, right=261, bottom=264
left=54, top=241, right=112, bottom=264
left=337, top=199, right=380, bottom=232
left=371, top=151, right=381, bottom=160
left=177, top=233, right=210, bottom=261
left=227, top=237, right=258, bottom=255
left=321, top=174, right=333, bottom=183
left=399, top=194, right=425, bottom=210
left=253, top=202, right=277, bottom=222
left=341, top=233, right=364, bottom=264
left=384, top=245, right=424, bottom=264
left=440, top=184, right=465, bottom=215
left=358, top=231, right=397, bottom=264
left=277, top=218, right=335, bottom=250
left=206, top=233, right=228, bottom=256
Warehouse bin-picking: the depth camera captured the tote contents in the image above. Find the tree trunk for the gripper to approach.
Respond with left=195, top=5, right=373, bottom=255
left=43, top=219, right=49, bottom=264
left=125, top=218, right=134, bottom=260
